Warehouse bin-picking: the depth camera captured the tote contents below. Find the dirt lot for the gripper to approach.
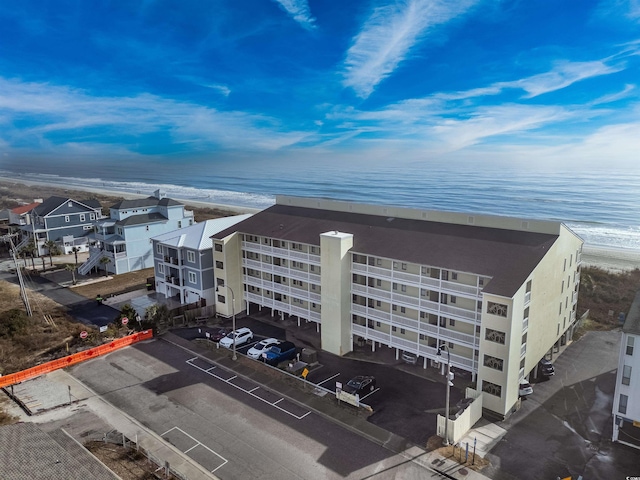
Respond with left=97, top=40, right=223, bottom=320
left=85, top=442, right=160, bottom=480
left=71, top=268, right=154, bottom=300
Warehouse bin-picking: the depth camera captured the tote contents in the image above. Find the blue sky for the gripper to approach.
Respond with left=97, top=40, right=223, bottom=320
left=0, top=0, right=639, bottom=170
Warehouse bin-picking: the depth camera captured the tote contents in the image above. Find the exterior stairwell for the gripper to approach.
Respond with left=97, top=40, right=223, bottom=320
left=78, top=247, right=105, bottom=275
left=13, top=236, right=32, bottom=251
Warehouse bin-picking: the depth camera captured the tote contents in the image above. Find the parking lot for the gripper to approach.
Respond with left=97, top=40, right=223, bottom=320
left=173, top=312, right=465, bottom=446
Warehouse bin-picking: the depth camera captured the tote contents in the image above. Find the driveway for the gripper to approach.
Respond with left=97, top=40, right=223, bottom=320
left=483, top=329, right=640, bottom=480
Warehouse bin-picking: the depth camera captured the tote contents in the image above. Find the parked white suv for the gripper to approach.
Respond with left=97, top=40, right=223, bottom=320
left=219, top=327, right=254, bottom=349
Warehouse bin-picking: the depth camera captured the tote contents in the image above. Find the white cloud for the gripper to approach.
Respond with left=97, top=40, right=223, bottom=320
left=0, top=77, right=308, bottom=152
left=272, top=0, right=316, bottom=29
left=500, top=60, right=625, bottom=98
left=343, top=0, right=479, bottom=98
left=591, top=84, right=636, bottom=105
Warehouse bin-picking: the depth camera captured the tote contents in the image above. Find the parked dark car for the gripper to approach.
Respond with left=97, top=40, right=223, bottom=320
left=207, top=327, right=232, bottom=343
left=262, top=341, right=297, bottom=366
left=539, top=358, right=555, bottom=376
left=343, top=375, right=376, bottom=396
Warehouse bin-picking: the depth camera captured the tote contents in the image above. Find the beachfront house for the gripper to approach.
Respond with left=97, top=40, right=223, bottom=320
left=151, top=215, right=252, bottom=306
left=612, top=292, right=640, bottom=449
left=17, top=196, right=103, bottom=256
left=210, top=195, right=583, bottom=419
left=79, top=190, right=194, bottom=276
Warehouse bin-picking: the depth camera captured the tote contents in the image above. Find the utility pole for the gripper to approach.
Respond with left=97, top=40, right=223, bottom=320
left=9, top=236, right=32, bottom=316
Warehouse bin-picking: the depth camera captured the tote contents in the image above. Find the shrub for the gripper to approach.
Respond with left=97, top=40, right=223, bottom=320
left=0, top=309, right=29, bottom=338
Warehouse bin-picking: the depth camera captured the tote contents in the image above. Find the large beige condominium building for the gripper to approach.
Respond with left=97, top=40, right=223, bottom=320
left=212, top=196, right=583, bottom=418
left=612, top=292, right=640, bottom=449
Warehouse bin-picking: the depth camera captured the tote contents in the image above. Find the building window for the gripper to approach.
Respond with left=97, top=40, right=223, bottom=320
left=450, top=295, right=456, bottom=304
left=487, top=302, right=508, bottom=317
left=483, top=355, right=504, bottom=371
left=187, top=251, right=196, bottom=263
left=401, top=285, right=406, bottom=293
left=401, top=263, right=407, bottom=270
left=449, top=318, right=455, bottom=326
left=400, top=328, right=406, bottom=334
left=156, top=244, right=162, bottom=254
left=482, top=381, right=502, bottom=397
left=479, top=278, right=484, bottom=286
left=421, top=289, right=427, bottom=297
left=451, top=272, right=458, bottom=280
left=158, top=264, right=164, bottom=274
left=90, top=213, right=96, bottom=220
left=392, top=305, right=397, bottom=312
left=215, top=243, right=223, bottom=252
left=485, top=328, right=506, bottom=344
left=376, top=258, right=382, bottom=266
left=400, top=306, right=406, bottom=314
left=216, top=278, right=224, bottom=286
left=622, top=365, right=632, bottom=385
left=419, top=334, right=426, bottom=340
left=619, top=394, right=628, bottom=414
left=65, top=215, right=70, bottom=222
left=392, top=326, right=397, bottom=332
left=217, top=295, right=226, bottom=304
left=376, top=300, right=381, bottom=307
left=376, top=321, right=380, bottom=327
left=188, top=272, right=197, bottom=284
left=376, top=279, right=382, bottom=287
left=627, top=336, right=635, bottom=356
left=392, top=282, right=398, bottom=290
left=215, top=261, right=224, bottom=269
left=79, top=214, right=85, bottom=222
left=442, top=270, right=449, bottom=281
left=393, top=262, right=398, bottom=269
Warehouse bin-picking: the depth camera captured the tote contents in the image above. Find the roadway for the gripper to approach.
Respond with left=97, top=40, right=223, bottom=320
left=69, top=338, right=438, bottom=480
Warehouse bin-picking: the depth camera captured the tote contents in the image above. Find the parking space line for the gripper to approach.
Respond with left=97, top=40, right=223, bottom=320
left=205, top=366, right=216, bottom=372
left=316, top=373, right=340, bottom=385
left=162, top=426, right=228, bottom=473
left=359, top=387, right=380, bottom=401
left=186, top=358, right=311, bottom=420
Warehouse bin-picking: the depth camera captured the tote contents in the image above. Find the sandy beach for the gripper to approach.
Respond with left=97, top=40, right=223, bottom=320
left=2, top=175, right=639, bottom=272
left=0, top=176, right=260, bottom=215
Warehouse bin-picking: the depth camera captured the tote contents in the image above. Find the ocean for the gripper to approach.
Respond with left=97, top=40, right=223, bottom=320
left=1, top=161, right=639, bottom=250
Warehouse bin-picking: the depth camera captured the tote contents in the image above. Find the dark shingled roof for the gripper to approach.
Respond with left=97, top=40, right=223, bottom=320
left=213, top=204, right=558, bottom=297
left=623, top=291, right=640, bottom=335
left=110, top=196, right=182, bottom=209
left=33, top=196, right=102, bottom=216
left=116, top=212, right=168, bottom=226
left=0, top=423, right=119, bottom=480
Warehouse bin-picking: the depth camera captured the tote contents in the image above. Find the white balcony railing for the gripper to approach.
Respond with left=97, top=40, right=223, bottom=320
left=522, top=316, right=529, bottom=332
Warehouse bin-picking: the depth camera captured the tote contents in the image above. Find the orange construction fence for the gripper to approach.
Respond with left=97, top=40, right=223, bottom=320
left=0, top=330, right=153, bottom=389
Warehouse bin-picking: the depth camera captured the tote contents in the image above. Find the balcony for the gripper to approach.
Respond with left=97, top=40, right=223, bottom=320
left=242, top=242, right=321, bottom=265
left=522, top=316, right=529, bottom=332
left=352, top=263, right=481, bottom=298
left=524, top=291, right=531, bottom=305
left=520, top=343, right=527, bottom=357
left=572, top=291, right=578, bottom=305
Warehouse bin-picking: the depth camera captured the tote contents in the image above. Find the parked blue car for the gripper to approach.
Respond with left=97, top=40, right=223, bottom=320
left=262, top=341, right=297, bottom=366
